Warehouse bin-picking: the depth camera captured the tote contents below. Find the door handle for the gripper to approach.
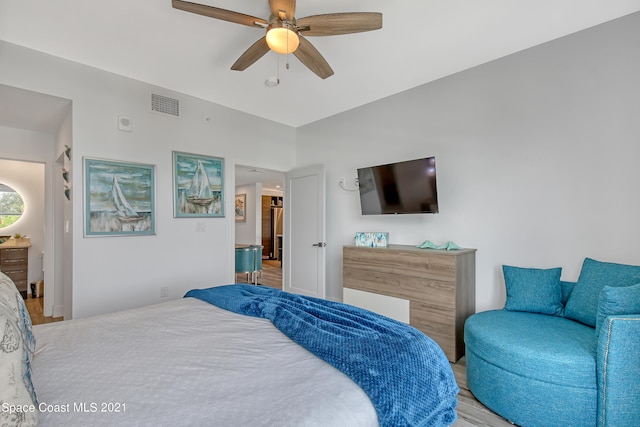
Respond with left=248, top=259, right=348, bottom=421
left=312, top=242, right=327, bottom=247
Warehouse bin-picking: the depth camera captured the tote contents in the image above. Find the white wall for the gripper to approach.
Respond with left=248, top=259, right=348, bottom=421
left=234, top=183, right=261, bottom=245
left=0, top=41, right=296, bottom=318
left=56, top=111, right=73, bottom=319
left=296, top=13, right=640, bottom=310
left=0, top=155, right=46, bottom=288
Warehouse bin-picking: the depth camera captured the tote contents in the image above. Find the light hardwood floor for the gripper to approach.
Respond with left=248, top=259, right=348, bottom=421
left=452, top=357, right=513, bottom=426
left=25, top=269, right=511, bottom=427
left=25, top=296, right=62, bottom=325
left=235, top=258, right=283, bottom=289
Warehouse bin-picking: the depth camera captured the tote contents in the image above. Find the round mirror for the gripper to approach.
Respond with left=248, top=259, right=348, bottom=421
left=0, top=183, right=25, bottom=229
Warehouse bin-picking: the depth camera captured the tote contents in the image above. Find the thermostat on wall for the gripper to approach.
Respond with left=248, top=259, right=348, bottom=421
left=117, top=115, right=133, bottom=132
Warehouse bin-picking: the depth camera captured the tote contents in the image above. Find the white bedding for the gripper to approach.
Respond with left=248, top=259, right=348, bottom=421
left=32, top=297, right=378, bottom=426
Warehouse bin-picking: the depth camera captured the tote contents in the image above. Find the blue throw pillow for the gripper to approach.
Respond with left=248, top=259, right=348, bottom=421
left=559, top=280, right=576, bottom=306
left=595, top=283, right=640, bottom=337
left=503, top=265, right=563, bottom=315
left=564, top=258, right=640, bottom=327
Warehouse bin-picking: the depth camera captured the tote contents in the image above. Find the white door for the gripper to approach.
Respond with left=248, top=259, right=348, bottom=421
left=284, top=165, right=326, bottom=298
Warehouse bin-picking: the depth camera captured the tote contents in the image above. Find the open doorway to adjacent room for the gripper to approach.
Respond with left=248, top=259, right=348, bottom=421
left=235, top=165, right=285, bottom=289
left=0, top=84, right=71, bottom=322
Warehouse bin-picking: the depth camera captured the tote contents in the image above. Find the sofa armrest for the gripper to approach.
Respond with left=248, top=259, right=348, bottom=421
left=597, top=314, right=640, bottom=427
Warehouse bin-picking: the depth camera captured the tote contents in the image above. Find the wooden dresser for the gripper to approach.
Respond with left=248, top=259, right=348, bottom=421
left=343, top=244, right=476, bottom=362
left=0, top=246, right=29, bottom=298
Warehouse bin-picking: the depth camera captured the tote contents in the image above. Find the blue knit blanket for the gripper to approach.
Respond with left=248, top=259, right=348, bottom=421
left=185, top=284, right=458, bottom=426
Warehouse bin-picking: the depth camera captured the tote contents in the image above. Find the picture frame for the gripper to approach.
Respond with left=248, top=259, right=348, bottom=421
left=235, top=194, right=246, bottom=222
left=173, top=151, right=225, bottom=218
left=84, top=157, right=155, bottom=237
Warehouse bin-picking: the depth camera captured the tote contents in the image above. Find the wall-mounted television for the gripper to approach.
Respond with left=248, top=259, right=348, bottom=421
left=357, top=156, right=439, bottom=215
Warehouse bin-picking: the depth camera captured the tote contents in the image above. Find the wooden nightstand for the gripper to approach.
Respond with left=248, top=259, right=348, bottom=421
left=0, top=246, right=29, bottom=298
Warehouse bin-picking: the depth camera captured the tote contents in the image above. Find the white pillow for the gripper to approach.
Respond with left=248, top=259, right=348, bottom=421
left=0, top=303, right=38, bottom=426
left=0, top=272, right=35, bottom=354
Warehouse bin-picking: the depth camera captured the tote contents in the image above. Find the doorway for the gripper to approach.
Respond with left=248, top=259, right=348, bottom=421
left=0, top=84, right=72, bottom=319
left=235, top=165, right=285, bottom=289
left=0, top=159, right=45, bottom=300
left=234, top=164, right=327, bottom=298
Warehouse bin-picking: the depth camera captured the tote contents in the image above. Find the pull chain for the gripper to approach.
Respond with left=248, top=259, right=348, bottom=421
left=286, top=31, right=290, bottom=70
left=277, top=54, right=281, bottom=85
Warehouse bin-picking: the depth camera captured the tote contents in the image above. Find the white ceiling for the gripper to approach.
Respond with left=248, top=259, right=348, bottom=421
left=1, top=1, right=639, bottom=128
left=0, top=84, right=71, bottom=134
left=235, top=166, right=284, bottom=193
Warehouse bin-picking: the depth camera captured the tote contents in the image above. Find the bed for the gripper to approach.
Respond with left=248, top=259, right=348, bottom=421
left=1, top=277, right=459, bottom=427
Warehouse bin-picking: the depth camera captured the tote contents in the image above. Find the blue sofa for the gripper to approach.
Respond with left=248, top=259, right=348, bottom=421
left=464, top=258, right=640, bottom=427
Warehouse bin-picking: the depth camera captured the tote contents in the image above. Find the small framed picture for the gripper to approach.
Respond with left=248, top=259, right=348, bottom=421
left=235, top=194, right=246, bottom=222
left=84, top=158, right=155, bottom=237
left=173, top=151, right=225, bottom=218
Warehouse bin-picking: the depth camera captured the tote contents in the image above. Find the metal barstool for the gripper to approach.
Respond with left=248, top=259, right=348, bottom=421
left=249, top=245, right=264, bottom=285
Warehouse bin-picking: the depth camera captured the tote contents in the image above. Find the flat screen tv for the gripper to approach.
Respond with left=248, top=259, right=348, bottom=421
left=357, top=156, right=439, bottom=215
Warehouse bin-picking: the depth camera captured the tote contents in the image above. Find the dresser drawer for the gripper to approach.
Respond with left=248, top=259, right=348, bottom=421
left=1, top=270, right=27, bottom=293
left=3, top=269, right=27, bottom=281
left=0, top=247, right=28, bottom=262
left=10, top=278, right=28, bottom=293
left=1, top=259, right=28, bottom=271
left=0, top=247, right=29, bottom=298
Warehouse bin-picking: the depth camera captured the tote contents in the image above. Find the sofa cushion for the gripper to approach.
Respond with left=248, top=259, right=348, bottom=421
left=502, top=265, right=563, bottom=315
left=465, top=310, right=597, bottom=389
left=560, top=281, right=576, bottom=306
left=564, top=258, right=640, bottom=327
left=596, top=283, right=640, bottom=337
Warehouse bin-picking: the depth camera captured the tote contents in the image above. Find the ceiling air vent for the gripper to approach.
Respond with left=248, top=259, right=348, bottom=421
left=151, top=93, right=180, bottom=117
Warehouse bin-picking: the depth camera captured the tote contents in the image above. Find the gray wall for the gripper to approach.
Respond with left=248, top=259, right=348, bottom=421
left=296, top=12, right=640, bottom=310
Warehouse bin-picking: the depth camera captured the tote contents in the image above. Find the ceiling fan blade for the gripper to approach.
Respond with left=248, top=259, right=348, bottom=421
left=293, top=36, right=334, bottom=79
left=269, top=0, right=296, bottom=21
left=172, top=0, right=267, bottom=28
left=231, top=37, right=271, bottom=71
left=297, top=12, right=382, bottom=36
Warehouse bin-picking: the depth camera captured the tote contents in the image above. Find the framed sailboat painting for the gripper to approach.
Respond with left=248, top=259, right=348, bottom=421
left=84, top=158, right=156, bottom=236
left=172, top=151, right=225, bottom=218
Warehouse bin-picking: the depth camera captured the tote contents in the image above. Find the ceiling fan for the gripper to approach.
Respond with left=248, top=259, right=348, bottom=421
left=172, top=0, right=382, bottom=79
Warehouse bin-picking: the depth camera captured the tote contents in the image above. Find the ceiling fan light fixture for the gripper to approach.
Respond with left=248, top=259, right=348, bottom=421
left=266, top=21, right=299, bottom=54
